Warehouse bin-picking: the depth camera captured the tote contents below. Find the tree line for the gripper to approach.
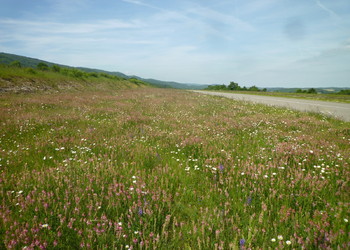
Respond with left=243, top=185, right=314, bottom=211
left=205, top=81, right=267, bottom=92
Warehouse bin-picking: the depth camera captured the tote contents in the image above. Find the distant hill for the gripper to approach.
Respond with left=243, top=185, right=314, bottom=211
left=0, top=52, right=208, bottom=89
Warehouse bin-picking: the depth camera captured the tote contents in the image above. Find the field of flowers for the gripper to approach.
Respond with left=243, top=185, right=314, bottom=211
left=0, top=88, right=349, bottom=249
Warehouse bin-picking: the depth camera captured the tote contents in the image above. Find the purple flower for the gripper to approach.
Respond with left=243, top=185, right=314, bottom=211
left=138, top=208, right=143, bottom=216
left=246, top=196, right=252, bottom=205
left=240, top=239, right=245, bottom=246
left=219, top=164, right=224, bottom=172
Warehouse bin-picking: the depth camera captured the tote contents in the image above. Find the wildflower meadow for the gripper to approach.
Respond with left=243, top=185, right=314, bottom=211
left=0, top=88, right=349, bottom=249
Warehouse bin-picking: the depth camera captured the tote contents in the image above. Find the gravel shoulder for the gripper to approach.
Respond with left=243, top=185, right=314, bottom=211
left=191, top=90, right=350, bottom=122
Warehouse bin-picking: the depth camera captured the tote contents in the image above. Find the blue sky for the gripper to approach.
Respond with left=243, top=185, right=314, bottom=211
left=0, top=0, right=349, bottom=87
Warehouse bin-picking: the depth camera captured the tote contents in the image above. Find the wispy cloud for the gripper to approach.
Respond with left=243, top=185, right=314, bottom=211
left=0, top=18, right=142, bottom=34
left=315, top=0, right=339, bottom=18
left=121, top=0, right=161, bottom=10
left=186, top=5, right=255, bottom=33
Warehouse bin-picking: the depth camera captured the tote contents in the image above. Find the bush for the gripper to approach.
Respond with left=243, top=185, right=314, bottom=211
left=10, top=61, right=22, bottom=68
left=70, top=69, right=84, bottom=78
left=26, top=68, right=37, bottom=74
left=248, top=85, right=260, bottom=91
left=337, top=89, right=350, bottom=95
left=307, top=88, right=317, bottom=94
left=99, top=73, right=113, bottom=79
left=205, top=84, right=227, bottom=90
left=61, top=68, right=70, bottom=76
left=51, top=65, right=61, bottom=73
left=37, top=62, right=49, bottom=71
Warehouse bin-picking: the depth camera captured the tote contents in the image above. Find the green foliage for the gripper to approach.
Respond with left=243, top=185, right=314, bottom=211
left=307, top=88, right=317, bottom=94
left=51, top=65, right=61, bottom=73
left=295, top=88, right=318, bottom=94
left=206, top=82, right=264, bottom=92
left=99, top=73, right=113, bottom=79
left=228, top=81, right=240, bottom=90
left=26, top=68, right=37, bottom=74
left=337, top=89, right=350, bottom=95
left=248, top=85, right=260, bottom=91
left=37, top=62, right=49, bottom=71
left=0, top=63, right=146, bottom=92
left=206, top=84, right=228, bottom=90
left=129, top=78, right=147, bottom=86
left=10, top=61, right=22, bottom=68
left=70, top=69, right=84, bottom=78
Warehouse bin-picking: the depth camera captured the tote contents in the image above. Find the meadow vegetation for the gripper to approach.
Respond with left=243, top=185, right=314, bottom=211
left=0, top=63, right=147, bottom=93
left=0, top=88, right=349, bottom=249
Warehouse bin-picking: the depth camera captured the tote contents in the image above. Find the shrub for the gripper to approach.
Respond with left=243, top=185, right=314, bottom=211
left=51, top=65, right=61, bottom=73
left=70, top=69, right=84, bottom=78
left=10, top=61, right=22, bottom=68
left=26, top=68, right=37, bottom=74
left=37, top=62, right=49, bottom=71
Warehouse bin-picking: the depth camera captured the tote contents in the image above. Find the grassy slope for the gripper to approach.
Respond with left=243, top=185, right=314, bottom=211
left=0, top=88, right=349, bottom=249
left=0, top=64, right=148, bottom=93
left=205, top=90, right=350, bottom=103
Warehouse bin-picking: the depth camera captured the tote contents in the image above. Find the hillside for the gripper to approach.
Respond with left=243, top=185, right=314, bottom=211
left=0, top=52, right=208, bottom=90
left=0, top=60, right=149, bottom=93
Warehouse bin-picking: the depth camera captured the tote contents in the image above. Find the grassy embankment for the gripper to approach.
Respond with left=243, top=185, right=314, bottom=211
left=0, top=64, right=148, bottom=93
left=203, top=90, right=350, bottom=103
left=0, top=85, right=349, bottom=249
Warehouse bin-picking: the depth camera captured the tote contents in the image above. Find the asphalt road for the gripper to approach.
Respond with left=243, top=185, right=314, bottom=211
left=191, top=90, right=350, bottom=122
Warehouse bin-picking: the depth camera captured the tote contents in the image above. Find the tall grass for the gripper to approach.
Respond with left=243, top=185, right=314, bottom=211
left=0, top=89, right=349, bottom=249
left=0, top=64, right=147, bottom=92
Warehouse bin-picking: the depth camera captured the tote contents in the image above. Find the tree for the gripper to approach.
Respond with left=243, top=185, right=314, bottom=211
left=205, top=84, right=227, bottom=90
left=307, top=88, right=317, bottom=94
left=228, top=81, right=240, bottom=90
left=248, top=85, right=260, bottom=92
left=10, top=61, right=22, bottom=68
left=37, top=62, right=49, bottom=71
left=70, top=69, right=84, bottom=78
left=338, top=89, right=350, bottom=95
left=51, top=65, right=61, bottom=72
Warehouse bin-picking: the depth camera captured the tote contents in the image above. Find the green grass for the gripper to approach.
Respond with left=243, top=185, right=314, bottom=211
left=205, top=90, right=350, bottom=103
left=0, top=88, right=349, bottom=249
left=0, top=64, right=148, bottom=93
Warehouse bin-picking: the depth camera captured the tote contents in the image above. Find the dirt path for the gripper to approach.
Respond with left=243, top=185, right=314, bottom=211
left=191, top=90, right=350, bottom=122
